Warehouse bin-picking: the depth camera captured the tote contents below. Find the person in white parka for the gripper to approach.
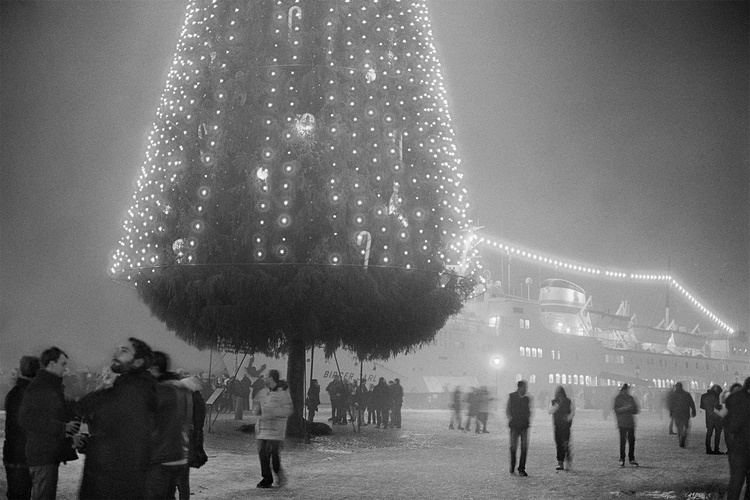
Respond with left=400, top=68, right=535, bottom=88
left=252, top=369, right=293, bottom=489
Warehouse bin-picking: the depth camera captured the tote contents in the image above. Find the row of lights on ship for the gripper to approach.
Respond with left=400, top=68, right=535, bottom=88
left=478, top=235, right=734, bottom=334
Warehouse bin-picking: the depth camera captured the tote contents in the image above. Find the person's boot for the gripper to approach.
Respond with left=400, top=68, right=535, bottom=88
left=556, top=461, right=564, bottom=471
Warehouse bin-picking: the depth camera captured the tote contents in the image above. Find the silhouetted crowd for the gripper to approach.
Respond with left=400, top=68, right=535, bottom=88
left=317, top=374, right=404, bottom=429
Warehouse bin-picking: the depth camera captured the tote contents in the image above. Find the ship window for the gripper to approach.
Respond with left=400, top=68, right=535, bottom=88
left=516, top=373, right=522, bottom=382
left=585, top=375, right=591, bottom=386
left=519, top=319, right=525, bottom=329
left=488, top=317, right=498, bottom=328
left=580, top=374, right=584, bottom=385
left=558, top=351, right=561, bottom=360
left=532, top=348, right=537, bottom=358
left=525, top=347, right=531, bottom=357
left=573, top=375, right=578, bottom=384
left=519, top=346, right=525, bottom=356
left=555, top=373, right=561, bottom=384
left=530, top=375, right=536, bottom=384
left=525, top=319, right=530, bottom=329
left=551, top=350, right=556, bottom=359
left=549, top=374, right=554, bottom=384
left=562, top=374, right=567, bottom=384
left=538, top=349, right=543, bottom=359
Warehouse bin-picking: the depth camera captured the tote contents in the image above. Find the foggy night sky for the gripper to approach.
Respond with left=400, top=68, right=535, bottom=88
left=1, top=1, right=748, bottom=372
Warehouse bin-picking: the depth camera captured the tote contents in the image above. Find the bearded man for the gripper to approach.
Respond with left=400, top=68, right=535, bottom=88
left=77, top=337, right=158, bottom=499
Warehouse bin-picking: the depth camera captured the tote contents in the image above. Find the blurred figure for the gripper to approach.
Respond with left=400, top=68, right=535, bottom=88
left=665, top=386, right=677, bottom=435
left=476, top=386, right=492, bottom=434
left=723, top=377, right=750, bottom=500
left=366, top=384, right=376, bottom=425
left=19, top=347, right=79, bottom=500
left=3, top=355, right=40, bottom=500
left=391, top=379, right=404, bottom=429
left=253, top=369, right=293, bottom=489
left=145, top=351, right=194, bottom=500
left=306, top=379, right=320, bottom=423
left=325, top=374, right=345, bottom=425
left=76, top=337, right=158, bottom=499
left=548, top=385, right=575, bottom=470
left=464, top=387, right=478, bottom=433
left=372, top=378, right=390, bottom=429
left=448, top=386, right=463, bottom=430
left=669, top=382, right=696, bottom=448
left=613, top=384, right=639, bottom=467
left=700, top=384, right=724, bottom=454
left=507, top=380, right=532, bottom=476
left=353, top=379, right=368, bottom=427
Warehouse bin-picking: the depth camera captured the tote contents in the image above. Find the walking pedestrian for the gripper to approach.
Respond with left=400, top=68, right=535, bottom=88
left=252, top=369, right=293, bottom=489
left=18, top=347, right=79, bottom=500
left=548, top=385, right=574, bottom=470
left=76, top=337, right=158, bottom=499
left=3, top=355, right=40, bottom=500
left=700, top=384, right=724, bottom=454
left=464, top=387, right=478, bottom=433
left=669, top=382, right=696, bottom=448
left=723, top=377, right=750, bottom=500
left=476, top=386, right=491, bottom=434
left=613, top=383, right=639, bottom=467
left=506, top=380, right=532, bottom=476
left=448, top=386, right=463, bottom=430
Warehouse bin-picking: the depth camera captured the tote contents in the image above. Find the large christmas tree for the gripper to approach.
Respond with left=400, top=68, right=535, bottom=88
left=111, top=0, right=476, bottom=433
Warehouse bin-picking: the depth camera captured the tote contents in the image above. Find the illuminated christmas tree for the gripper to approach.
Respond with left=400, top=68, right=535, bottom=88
left=111, top=0, right=476, bottom=431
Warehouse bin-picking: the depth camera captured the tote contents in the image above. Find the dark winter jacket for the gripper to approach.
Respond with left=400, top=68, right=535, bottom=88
left=699, top=390, right=722, bottom=424
left=391, top=382, right=404, bottom=408
left=77, top=368, right=158, bottom=471
left=150, top=374, right=193, bottom=465
left=613, top=391, right=639, bottom=428
left=724, top=390, right=750, bottom=456
left=306, top=384, right=321, bottom=411
left=372, top=381, right=390, bottom=409
left=3, top=377, right=32, bottom=465
left=506, top=391, right=532, bottom=429
left=18, top=369, right=78, bottom=466
left=669, top=388, right=696, bottom=421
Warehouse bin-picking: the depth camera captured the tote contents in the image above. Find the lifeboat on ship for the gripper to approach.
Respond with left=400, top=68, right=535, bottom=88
left=539, top=279, right=592, bottom=336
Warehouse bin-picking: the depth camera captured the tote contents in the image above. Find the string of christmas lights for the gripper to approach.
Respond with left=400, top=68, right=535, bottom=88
left=476, top=234, right=735, bottom=334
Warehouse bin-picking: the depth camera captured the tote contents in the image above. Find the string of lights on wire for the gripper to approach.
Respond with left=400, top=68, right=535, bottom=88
left=477, top=234, right=735, bottom=334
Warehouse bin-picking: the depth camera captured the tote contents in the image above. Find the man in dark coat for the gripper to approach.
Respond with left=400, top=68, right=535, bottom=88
left=613, top=383, right=639, bottom=467
left=325, top=374, right=345, bottom=425
left=506, top=380, right=532, bottom=476
left=77, top=337, right=158, bottom=500
left=669, top=382, right=696, bottom=448
left=724, top=377, right=750, bottom=500
left=3, top=355, right=40, bottom=500
left=372, top=378, right=390, bottom=429
left=18, top=347, right=79, bottom=499
left=700, top=384, right=724, bottom=454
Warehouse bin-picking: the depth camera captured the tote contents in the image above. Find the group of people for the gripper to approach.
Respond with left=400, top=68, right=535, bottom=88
left=311, top=374, right=403, bottom=429
left=2, top=338, right=295, bottom=498
left=448, top=386, right=493, bottom=433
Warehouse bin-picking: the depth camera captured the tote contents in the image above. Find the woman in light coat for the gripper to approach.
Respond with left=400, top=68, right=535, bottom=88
left=252, top=369, right=293, bottom=488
